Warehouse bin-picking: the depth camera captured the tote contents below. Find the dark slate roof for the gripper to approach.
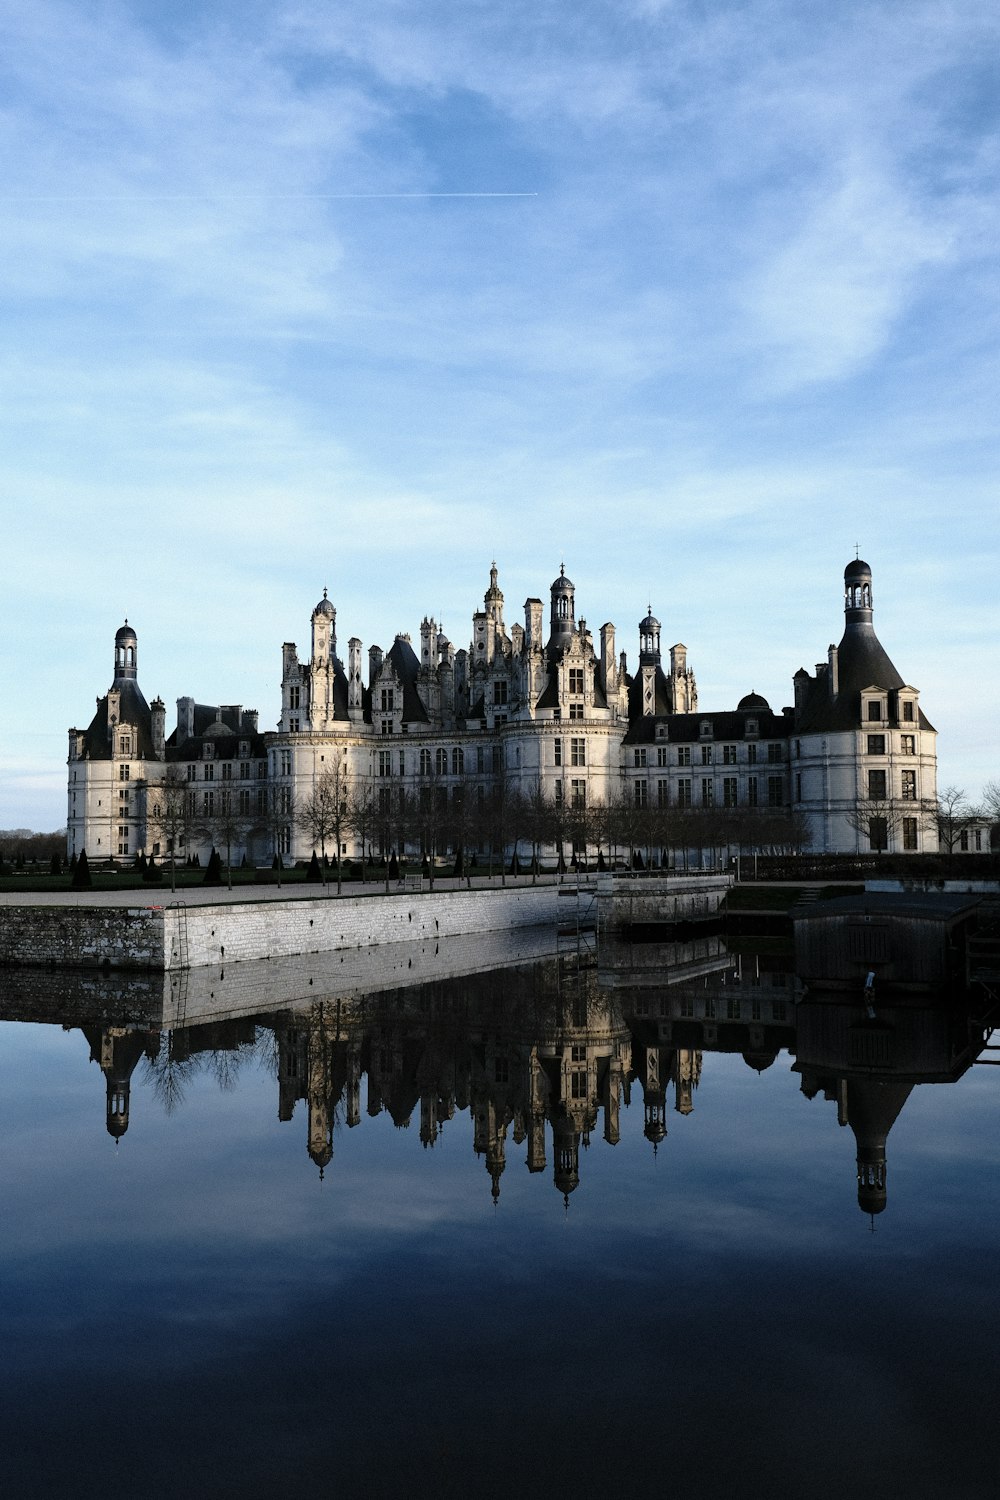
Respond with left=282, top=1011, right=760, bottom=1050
left=622, top=707, right=791, bottom=746
left=386, top=636, right=429, bottom=724
left=79, top=680, right=155, bottom=761
left=795, top=622, right=934, bottom=733
left=535, top=672, right=560, bottom=710
left=167, top=731, right=267, bottom=762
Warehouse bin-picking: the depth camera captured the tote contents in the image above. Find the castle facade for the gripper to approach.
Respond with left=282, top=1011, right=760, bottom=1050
left=66, top=557, right=939, bottom=864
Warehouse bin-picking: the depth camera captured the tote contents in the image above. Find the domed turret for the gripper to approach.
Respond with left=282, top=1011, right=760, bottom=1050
left=737, top=691, right=770, bottom=712
left=844, top=557, right=873, bottom=623
left=638, top=606, right=661, bottom=667
left=313, top=588, right=336, bottom=620
left=548, top=564, right=576, bottom=656
left=114, top=621, right=138, bottom=682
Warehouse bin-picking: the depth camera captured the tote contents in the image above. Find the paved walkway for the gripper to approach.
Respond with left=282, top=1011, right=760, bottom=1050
left=0, top=874, right=573, bottom=908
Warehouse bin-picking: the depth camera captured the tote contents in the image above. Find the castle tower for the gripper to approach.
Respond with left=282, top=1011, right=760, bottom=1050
left=484, top=561, right=504, bottom=630
left=638, top=607, right=661, bottom=719
left=114, top=621, right=138, bottom=682
left=844, top=557, right=874, bottom=622
left=547, top=565, right=575, bottom=658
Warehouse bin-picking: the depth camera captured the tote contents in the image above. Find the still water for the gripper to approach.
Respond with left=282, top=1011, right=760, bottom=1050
left=0, top=931, right=997, bottom=1499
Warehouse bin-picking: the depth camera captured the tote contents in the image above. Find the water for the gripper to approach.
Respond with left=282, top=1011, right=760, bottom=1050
left=0, top=937, right=997, bottom=1499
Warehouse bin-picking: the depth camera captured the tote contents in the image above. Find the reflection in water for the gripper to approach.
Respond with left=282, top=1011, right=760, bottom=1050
left=6, top=929, right=996, bottom=1218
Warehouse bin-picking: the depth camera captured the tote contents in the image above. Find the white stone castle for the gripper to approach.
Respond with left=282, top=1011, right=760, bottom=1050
left=66, top=557, right=939, bottom=865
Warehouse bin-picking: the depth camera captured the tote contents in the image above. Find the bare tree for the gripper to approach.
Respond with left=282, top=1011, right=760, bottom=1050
left=259, top=781, right=296, bottom=886
left=298, top=760, right=352, bottom=893
left=842, top=795, right=907, bottom=854
left=206, top=784, right=254, bottom=889
left=346, top=775, right=378, bottom=881
left=146, top=764, right=194, bottom=893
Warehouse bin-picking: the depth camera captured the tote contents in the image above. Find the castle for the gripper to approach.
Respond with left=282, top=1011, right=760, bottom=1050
left=66, top=557, right=939, bottom=864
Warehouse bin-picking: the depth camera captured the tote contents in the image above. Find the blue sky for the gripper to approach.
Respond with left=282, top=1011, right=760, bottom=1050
left=1, top=0, right=997, bottom=830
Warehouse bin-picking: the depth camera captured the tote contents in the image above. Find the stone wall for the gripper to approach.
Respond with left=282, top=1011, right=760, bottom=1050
left=0, top=905, right=164, bottom=970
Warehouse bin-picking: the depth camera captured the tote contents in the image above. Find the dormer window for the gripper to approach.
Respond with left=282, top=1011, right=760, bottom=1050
left=700, top=721, right=713, bottom=739
left=203, top=743, right=214, bottom=759
left=380, top=688, right=395, bottom=712
left=745, top=718, right=758, bottom=738
left=119, top=734, right=131, bottom=756
left=655, top=723, right=669, bottom=742
left=901, top=700, right=914, bottom=722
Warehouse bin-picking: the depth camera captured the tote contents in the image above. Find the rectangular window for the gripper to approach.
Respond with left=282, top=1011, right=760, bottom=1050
left=203, top=791, right=214, bottom=816
left=258, top=788, right=266, bottom=813
left=378, top=751, right=392, bottom=777
left=767, top=743, right=783, bottom=763
left=747, top=743, right=757, bottom=765
left=399, top=751, right=405, bottom=776
left=701, top=745, right=712, bottom=764
left=280, top=751, right=291, bottom=776
left=378, top=786, right=391, bottom=815
left=290, top=718, right=300, bottom=733
left=677, top=746, right=691, bottom=766
left=568, top=668, right=584, bottom=694
left=289, top=686, right=300, bottom=709
left=452, top=746, right=464, bottom=775
left=203, top=764, right=214, bottom=781
left=901, top=769, right=917, bottom=800
left=187, top=764, right=196, bottom=781
left=420, top=748, right=432, bottom=775
left=657, top=779, right=669, bottom=808
left=554, top=738, right=562, bottom=766
left=677, top=779, right=692, bottom=807
left=767, top=776, right=783, bottom=807
left=701, top=778, right=714, bottom=807
left=867, top=700, right=882, bottom=721
left=569, top=703, right=584, bottom=720
left=634, top=781, right=648, bottom=808
left=727, top=998, right=741, bottom=1021
left=902, top=817, right=918, bottom=851
left=476, top=746, right=485, bottom=772
left=279, top=788, right=292, bottom=815
left=238, top=788, right=251, bottom=815
left=960, top=830, right=969, bottom=851
left=436, top=748, right=448, bottom=775
left=570, top=738, right=586, bottom=767
left=745, top=719, right=758, bottom=739
left=239, top=761, right=251, bottom=779
left=900, top=734, right=915, bottom=754
left=493, top=680, right=508, bottom=706
left=868, top=769, right=887, bottom=800
left=723, top=777, right=738, bottom=807
left=380, top=720, right=392, bottom=736
left=570, top=1070, right=587, bottom=1099
left=869, top=816, right=888, bottom=851
left=723, top=745, right=737, bottom=765
left=656, top=746, right=668, bottom=767
left=747, top=776, right=758, bottom=805
left=571, top=779, right=586, bottom=810
left=221, top=763, right=232, bottom=780
left=975, top=830, right=982, bottom=851
left=902, top=700, right=914, bottom=722
left=554, top=781, right=564, bottom=808
left=119, top=765, right=130, bottom=782
left=634, top=748, right=647, bottom=767
left=867, top=735, right=886, bottom=755
left=380, top=688, right=394, bottom=712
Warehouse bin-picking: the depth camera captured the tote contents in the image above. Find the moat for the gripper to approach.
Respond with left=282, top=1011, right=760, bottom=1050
left=0, top=928, right=996, bottom=1499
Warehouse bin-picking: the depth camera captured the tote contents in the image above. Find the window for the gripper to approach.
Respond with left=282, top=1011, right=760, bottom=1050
left=700, top=721, right=713, bottom=739
left=203, top=764, right=215, bottom=781
left=288, top=686, right=300, bottom=709
left=901, top=769, right=917, bottom=801
left=280, top=750, right=292, bottom=776
left=119, top=764, right=130, bottom=782
left=554, top=738, right=562, bottom=766
left=380, top=688, right=394, bottom=712
left=239, top=788, right=251, bottom=815
left=900, top=735, right=915, bottom=755
left=279, top=788, right=292, bottom=815
left=745, top=718, right=758, bottom=738
left=420, top=748, right=432, bottom=775
left=960, top=830, right=969, bottom=852
left=476, top=746, right=485, bottom=772
left=701, top=778, right=714, bottom=807
left=634, top=781, right=648, bottom=808
left=902, top=700, right=914, bottom=722
left=222, top=762, right=232, bottom=780
left=380, top=720, right=392, bottom=736
left=187, top=765, right=197, bottom=782
left=677, top=779, right=692, bottom=807
left=290, top=718, right=300, bottom=733
left=378, top=786, right=391, bottom=815
left=569, top=703, right=584, bottom=720
left=117, top=824, right=129, bottom=838
left=570, top=738, right=586, bottom=767
left=747, top=743, right=757, bottom=765
left=119, top=788, right=129, bottom=802
left=378, top=751, right=392, bottom=777
left=747, top=776, right=758, bottom=806
left=867, top=700, right=882, bottom=721
left=493, top=681, right=508, bottom=706
left=117, top=841, right=129, bottom=855
left=975, top=830, right=982, bottom=851
left=571, top=780, right=586, bottom=809
left=701, top=745, right=712, bottom=764
left=868, top=769, right=887, bottom=800
left=120, top=735, right=131, bottom=756
left=767, top=743, right=783, bottom=763
left=399, top=751, right=405, bottom=776
left=203, top=791, right=214, bottom=816
left=902, top=818, right=918, bottom=851
left=452, top=747, right=464, bottom=775
left=239, top=761, right=251, bottom=779
left=867, top=735, right=886, bottom=755
left=767, top=776, right=783, bottom=807
left=436, top=747, right=448, bottom=775
left=723, top=745, right=737, bottom=765
left=656, top=746, right=668, bottom=767
left=568, top=667, right=584, bottom=694
left=634, top=748, right=647, bottom=768
left=868, top=816, right=888, bottom=851
left=723, top=777, right=738, bottom=807
left=554, top=781, right=564, bottom=808
left=570, top=1070, right=587, bottom=1100
left=727, top=998, right=741, bottom=1021
left=677, top=746, right=691, bottom=766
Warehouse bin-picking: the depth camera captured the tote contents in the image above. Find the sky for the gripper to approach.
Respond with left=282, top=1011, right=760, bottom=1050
left=1, top=0, right=998, bottom=831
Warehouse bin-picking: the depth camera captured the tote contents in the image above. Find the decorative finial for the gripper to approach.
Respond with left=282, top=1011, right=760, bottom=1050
left=855, top=543, right=860, bottom=559
left=323, top=587, right=328, bottom=600
left=560, top=561, right=565, bottom=577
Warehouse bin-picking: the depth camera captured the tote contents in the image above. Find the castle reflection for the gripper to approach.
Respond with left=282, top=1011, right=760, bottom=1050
left=4, top=928, right=996, bottom=1217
